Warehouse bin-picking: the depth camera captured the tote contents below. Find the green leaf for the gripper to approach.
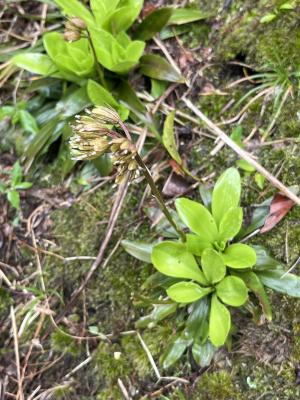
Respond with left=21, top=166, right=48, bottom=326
left=218, top=207, right=243, bottom=241
left=11, top=161, right=22, bottom=186
left=169, top=8, right=212, bottom=25
left=7, top=190, right=20, bottom=209
left=19, top=110, right=39, bottom=135
left=279, top=2, right=296, bottom=10
left=12, top=53, right=58, bottom=76
left=209, top=294, right=231, bottom=347
left=260, top=13, right=277, bottom=23
left=192, top=340, right=216, bottom=367
left=186, top=234, right=212, bottom=257
left=236, top=159, right=255, bottom=172
left=255, top=173, right=265, bottom=189
left=121, top=240, right=153, bottom=263
left=134, top=8, right=172, bottom=41
left=166, top=281, right=212, bottom=304
left=212, top=168, right=241, bottom=226
left=253, top=245, right=283, bottom=271
left=162, top=110, right=182, bottom=164
left=55, top=0, right=95, bottom=26
left=90, top=0, right=120, bottom=26
left=201, top=248, right=226, bottom=284
left=237, top=271, right=272, bottom=321
left=139, top=54, right=184, bottom=83
left=175, top=198, right=218, bottom=243
left=151, top=79, right=168, bottom=99
left=87, top=80, right=129, bottom=120
left=0, top=106, right=15, bottom=121
left=216, top=276, right=248, bottom=307
left=14, top=182, right=33, bottom=190
left=151, top=241, right=207, bottom=284
left=56, top=86, right=90, bottom=118
left=160, top=333, right=192, bottom=369
left=186, top=297, right=209, bottom=339
left=43, top=33, right=94, bottom=77
left=102, top=0, right=144, bottom=33
left=257, top=270, right=300, bottom=297
left=136, top=303, right=177, bottom=328
left=223, top=244, right=256, bottom=269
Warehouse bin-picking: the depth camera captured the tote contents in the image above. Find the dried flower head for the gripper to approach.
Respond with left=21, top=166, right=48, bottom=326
left=64, top=17, right=86, bottom=42
left=89, top=106, right=121, bottom=126
left=69, top=132, right=110, bottom=160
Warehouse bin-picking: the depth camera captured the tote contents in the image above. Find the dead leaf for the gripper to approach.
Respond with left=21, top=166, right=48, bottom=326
left=162, top=172, right=190, bottom=197
left=260, top=194, right=294, bottom=233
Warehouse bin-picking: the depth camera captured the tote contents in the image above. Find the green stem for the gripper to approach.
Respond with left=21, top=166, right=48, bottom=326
left=134, top=153, right=186, bottom=243
left=87, top=32, right=107, bottom=89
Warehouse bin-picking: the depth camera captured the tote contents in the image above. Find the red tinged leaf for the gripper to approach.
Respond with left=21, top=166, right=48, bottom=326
left=260, top=194, right=294, bottom=233
left=169, top=159, right=185, bottom=176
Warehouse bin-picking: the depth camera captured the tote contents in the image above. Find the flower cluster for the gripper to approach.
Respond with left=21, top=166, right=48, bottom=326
left=69, top=106, right=139, bottom=184
left=64, top=17, right=86, bottom=42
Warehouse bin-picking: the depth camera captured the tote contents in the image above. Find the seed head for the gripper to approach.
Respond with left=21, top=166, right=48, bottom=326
left=64, top=17, right=86, bottom=42
left=89, top=106, right=121, bottom=126
left=69, top=132, right=110, bottom=161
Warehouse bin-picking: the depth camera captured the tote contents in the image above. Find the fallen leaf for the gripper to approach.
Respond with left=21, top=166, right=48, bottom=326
left=169, top=159, right=185, bottom=176
left=162, top=172, right=190, bottom=197
left=260, top=194, right=295, bottom=233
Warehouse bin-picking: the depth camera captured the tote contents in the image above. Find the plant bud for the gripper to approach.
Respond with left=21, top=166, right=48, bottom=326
left=70, top=17, right=86, bottom=30
left=64, top=30, right=81, bottom=42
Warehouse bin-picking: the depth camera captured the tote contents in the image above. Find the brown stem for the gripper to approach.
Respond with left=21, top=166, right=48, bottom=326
left=134, top=153, right=186, bottom=242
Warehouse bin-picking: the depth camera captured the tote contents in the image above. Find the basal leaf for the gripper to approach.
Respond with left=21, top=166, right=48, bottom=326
left=136, top=303, right=177, bottom=328
left=186, top=234, right=212, bottom=256
left=12, top=53, right=58, bottom=76
left=218, top=207, right=243, bottom=241
left=7, top=190, right=20, bottom=209
left=223, top=243, right=256, bottom=269
left=139, top=54, right=185, bottom=83
left=162, top=110, right=182, bottom=164
left=186, top=297, right=209, bottom=339
left=19, top=110, right=39, bottom=135
left=192, top=339, right=216, bottom=367
left=209, top=294, right=231, bottom=347
left=168, top=8, right=212, bottom=25
left=103, top=3, right=143, bottom=34
left=257, top=270, right=300, bottom=297
left=237, top=271, right=272, bottom=321
left=253, top=245, right=283, bottom=271
left=216, top=276, right=248, bottom=307
left=175, top=198, right=218, bottom=243
left=121, top=240, right=153, bottom=263
left=166, top=281, right=212, bottom=303
left=201, top=248, right=226, bottom=284
left=151, top=241, right=207, bottom=284
left=160, top=333, right=192, bottom=369
left=134, top=8, right=172, bottom=41
left=212, top=168, right=241, bottom=226
left=87, top=79, right=129, bottom=120
left=90, top=0, right=120, bottom=26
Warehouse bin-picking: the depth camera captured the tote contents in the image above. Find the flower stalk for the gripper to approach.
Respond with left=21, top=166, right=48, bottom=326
left=69, top=106, right=186, bottom=242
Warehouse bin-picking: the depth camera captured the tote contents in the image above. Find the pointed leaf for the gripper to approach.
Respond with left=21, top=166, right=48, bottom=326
left=151, top=241, right=207, bottom=284
left=139, top=54, right=184, bottom=83
left=160, top=334, right=192, bottom=369
left=136, top=303, right=177, bottom=328
left=134, top=8, right=172, bottom=41
left=201, top=248, right=226, bottom=284
left=121, top=240, right=153, bottom=263
left=7, top=190, right=20, bottom=209
left=216, top=276, right=248, bottom=307
left=237, top=271, right=272, bottom=321
left=253, top=245, right=283, bottom=271
left=257, top=270, right=300, bottom=297
left=87, top=80, right=129, bottom=120
left=223, top=244, right=256, bottom=269
left=212, top=168, right=241, bottom=226
left=209, top=294, right=231, bottom=347
left=175, top=198, right=218, bottom=243
left=162, top=110, right=182, bottom=164
left=192, top=340, right=216, bottom=367
left=167, top=281, right=212, bottom=304
left=169, top=8, right=212, bottom=25
left=219, top=207, right=243, bottom=241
